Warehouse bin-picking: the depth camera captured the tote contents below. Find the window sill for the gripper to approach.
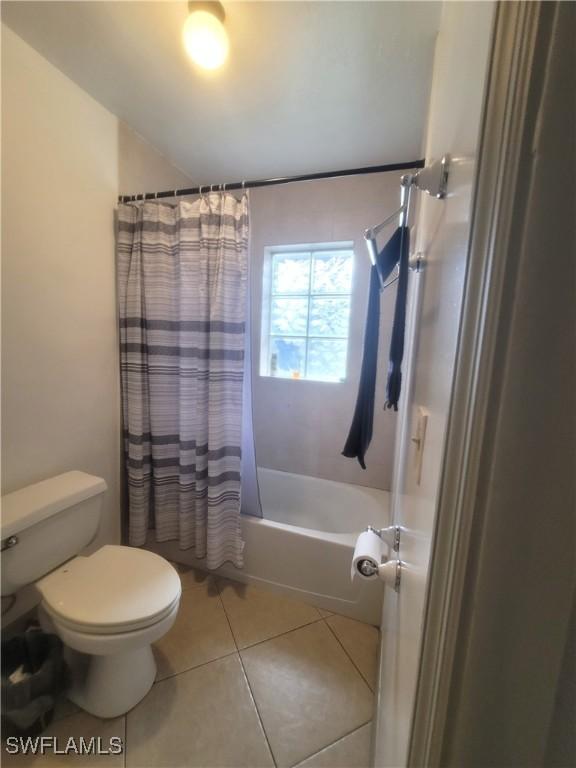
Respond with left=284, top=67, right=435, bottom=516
left=258, top=374, right=346, bottom=385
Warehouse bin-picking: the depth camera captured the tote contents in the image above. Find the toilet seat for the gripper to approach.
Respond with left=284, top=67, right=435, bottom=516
left=37, top=545, right=182, bottom=636
left=41, top=592, right=181, bottom=635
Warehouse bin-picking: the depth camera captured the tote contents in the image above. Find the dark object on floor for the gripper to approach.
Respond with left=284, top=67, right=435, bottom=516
left=342, top=226, right=410, bottom=468
left=1, top=627, right=69, bottom=738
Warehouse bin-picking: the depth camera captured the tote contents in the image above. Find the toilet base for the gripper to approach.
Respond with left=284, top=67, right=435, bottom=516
left=66, top=645, right=156, bottom=719
left=38, top=599, right=179, bottom=719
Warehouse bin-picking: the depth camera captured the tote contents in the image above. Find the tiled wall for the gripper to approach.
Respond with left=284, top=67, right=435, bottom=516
left=250, top=172, right=416, bottom=490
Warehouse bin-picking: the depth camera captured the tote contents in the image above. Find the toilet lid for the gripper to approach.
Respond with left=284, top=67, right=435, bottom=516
left=37, top=546, right=181, bottom=633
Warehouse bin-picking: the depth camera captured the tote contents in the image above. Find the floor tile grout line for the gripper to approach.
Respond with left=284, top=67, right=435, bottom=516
left=232, top=615, right=326, bottom=653
left=174, top=570, right=373, bottom=760
left=49, top=577, right=370, bottom=768
left=154, top=648, right=239, bottom=684
left=217, top=591, right=278, bottom=768
left=289, top=719, right=373, bottom=768
left=322, top=618, right=375, bottom=693
left=214, top=575, right=325, bottom=652
left=151, top=572, right=236, bottom=685
left=231, top=614, right=371, bottom=767
left=214, top=579, right=241, bottom=652
left=237, top=649, right=278, bottom=768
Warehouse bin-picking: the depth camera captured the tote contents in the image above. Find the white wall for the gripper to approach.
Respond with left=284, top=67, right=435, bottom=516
left=1, top=24, right=120, bottom=541
left=374, top=2, right=494, bottom=764
left=1, top=25, right=193, bottom=624
left=118, top=122, right=194, bottom=196
left=250, top=172, right=415, bottom=490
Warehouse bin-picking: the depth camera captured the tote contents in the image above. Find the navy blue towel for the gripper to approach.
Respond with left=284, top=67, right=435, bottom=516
left=384, top=225, right=410, bottom=411
left=342, top=226, right=410, bottom=468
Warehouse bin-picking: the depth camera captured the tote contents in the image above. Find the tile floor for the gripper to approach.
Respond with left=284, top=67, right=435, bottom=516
left=4, top=565, right=379, bottom=768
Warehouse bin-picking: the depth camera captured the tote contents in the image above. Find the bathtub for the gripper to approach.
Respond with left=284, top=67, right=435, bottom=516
left=149, top=468, right=389, bottom=625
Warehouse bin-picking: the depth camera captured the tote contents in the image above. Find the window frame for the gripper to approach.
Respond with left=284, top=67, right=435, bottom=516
left=260, top=241, right=355, bottom=383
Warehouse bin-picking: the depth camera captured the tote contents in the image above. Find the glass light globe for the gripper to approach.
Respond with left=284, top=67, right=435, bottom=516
left=183, top=10, right=229, bottom=70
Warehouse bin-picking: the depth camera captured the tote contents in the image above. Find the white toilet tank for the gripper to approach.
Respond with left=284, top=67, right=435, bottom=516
left=1, top=471, right=107, bottom=596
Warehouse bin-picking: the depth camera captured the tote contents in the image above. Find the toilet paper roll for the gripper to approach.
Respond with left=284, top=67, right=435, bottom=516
left=351, top=529, right=384, bottom=580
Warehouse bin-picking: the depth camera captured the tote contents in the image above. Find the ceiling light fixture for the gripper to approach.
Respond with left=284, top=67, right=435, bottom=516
left=183, top=1, right=229, bottom=71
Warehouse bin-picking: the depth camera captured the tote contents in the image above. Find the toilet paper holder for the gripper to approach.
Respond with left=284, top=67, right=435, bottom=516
left=357, top=526, right=402, bottom=591
left=366, top=525, right=401, bottom=552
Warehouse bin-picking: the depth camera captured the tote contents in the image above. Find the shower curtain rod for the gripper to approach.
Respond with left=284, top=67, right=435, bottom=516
left=118, top=159, right=425, bottom=203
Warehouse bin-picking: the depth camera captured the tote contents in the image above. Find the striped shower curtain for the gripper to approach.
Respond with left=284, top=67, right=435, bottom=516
left=117, top=194, right=249, bottom=569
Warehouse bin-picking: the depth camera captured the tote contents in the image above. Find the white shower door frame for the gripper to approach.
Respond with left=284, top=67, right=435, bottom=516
left=374, top=2, right=573, bottom=766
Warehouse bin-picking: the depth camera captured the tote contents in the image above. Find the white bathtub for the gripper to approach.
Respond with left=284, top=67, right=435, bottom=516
left=149, top=468, right=389, bottom=625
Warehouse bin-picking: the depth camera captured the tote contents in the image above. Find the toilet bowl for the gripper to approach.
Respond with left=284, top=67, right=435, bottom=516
left=1, top=472, right=182, bottom=720
left=36, top=545, right=181, bottom=718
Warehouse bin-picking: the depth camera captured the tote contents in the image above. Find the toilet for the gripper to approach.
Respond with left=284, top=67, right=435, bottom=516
left=1, top=471, right=181, bottom=719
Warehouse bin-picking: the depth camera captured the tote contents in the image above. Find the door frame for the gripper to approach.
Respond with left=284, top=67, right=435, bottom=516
left=406, top=2, right=562, bottom=764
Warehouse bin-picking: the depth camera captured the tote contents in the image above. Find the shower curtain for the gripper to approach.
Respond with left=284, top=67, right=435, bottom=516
left=117, top=194, right=249, bottom=569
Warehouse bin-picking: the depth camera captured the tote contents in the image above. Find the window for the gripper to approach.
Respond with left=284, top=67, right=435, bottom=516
left=260, top=243, right=354, bottom=382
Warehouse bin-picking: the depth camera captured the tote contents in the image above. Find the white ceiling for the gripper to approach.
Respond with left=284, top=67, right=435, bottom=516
left=2, top=1, right=441, bottom=185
